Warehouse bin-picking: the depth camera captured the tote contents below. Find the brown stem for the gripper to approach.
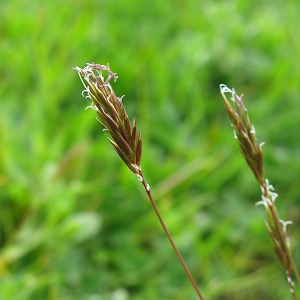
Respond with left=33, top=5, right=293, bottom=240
left=139, top=171, right=205, bottom=300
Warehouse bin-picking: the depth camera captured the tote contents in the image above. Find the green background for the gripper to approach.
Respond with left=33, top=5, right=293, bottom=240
left=1, top=1, right=300, bottom=299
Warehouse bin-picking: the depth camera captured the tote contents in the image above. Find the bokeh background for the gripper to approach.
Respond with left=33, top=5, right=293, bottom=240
left=1, top=1, right=300, bottom=299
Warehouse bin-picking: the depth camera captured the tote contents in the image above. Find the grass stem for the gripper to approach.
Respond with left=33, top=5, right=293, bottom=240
left=139, top=171, right=205, bottom=300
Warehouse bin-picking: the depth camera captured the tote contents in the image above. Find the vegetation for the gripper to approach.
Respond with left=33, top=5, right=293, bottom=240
left=220, top=85, right=300, bottom=299
left=1, top=1, right=300, bottom=299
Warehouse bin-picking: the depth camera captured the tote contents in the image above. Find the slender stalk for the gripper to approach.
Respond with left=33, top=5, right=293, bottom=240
left=138, top=171, right=204, bottom=300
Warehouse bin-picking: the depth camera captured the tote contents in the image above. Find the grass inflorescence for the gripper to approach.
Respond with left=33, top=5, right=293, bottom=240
left=74, top=63, right=205, bottom=300
left=220, top=84, right=300, bottom=299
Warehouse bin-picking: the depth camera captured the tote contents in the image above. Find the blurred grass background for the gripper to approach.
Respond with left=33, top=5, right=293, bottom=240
left=1, top=0, right=300, bottom=299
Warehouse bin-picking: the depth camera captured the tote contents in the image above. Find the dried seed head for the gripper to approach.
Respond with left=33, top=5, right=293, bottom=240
left=74, top=63, right=142, bottom=174
left=220, top=84, right=264, bottom=185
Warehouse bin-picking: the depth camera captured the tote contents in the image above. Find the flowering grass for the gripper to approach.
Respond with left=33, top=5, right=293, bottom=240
left=220, top=84, right=300, bottom=299
left=1, top=1, right=300, bottom=299
left=74, top=63, right=205, bottom=299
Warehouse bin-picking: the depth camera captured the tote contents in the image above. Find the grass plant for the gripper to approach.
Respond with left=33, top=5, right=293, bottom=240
left=74, top=63, right=205, bottom=300
left=220, top=84, right=300, bottom=299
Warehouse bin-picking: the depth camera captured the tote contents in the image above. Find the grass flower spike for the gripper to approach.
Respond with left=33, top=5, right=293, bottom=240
left=74, top=63, right=142, bottom=175
left=220, top=84, right=264, bottom=185
left=220, top=84, right=300, bottom=299
left=74, top=63, right=205, bottom=300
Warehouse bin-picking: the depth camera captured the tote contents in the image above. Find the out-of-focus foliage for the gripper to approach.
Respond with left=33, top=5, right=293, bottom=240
left=0, top=1, right=299, bottom=299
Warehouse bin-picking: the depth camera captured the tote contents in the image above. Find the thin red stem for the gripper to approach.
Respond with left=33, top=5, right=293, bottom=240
left=139, top=172, right=204, bottom=300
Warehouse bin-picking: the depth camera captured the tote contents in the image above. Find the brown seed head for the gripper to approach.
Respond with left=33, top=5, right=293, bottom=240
left=220, top=84, right=264, bottom=185
left=74, top=63, right=142, bottom=174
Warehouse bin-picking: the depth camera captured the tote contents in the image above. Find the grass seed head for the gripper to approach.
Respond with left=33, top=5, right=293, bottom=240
left=74, top=63, right=142, bottom=174
left=220, top=84, right=264, bottom=185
